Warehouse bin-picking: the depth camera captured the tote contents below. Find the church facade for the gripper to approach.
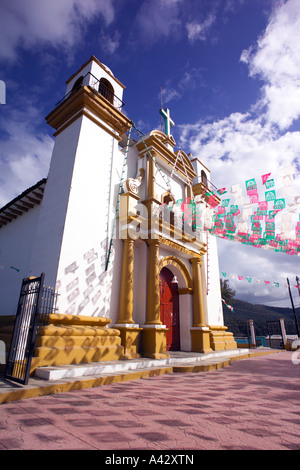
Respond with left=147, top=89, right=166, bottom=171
left=0, top=56, right=236, bottom=372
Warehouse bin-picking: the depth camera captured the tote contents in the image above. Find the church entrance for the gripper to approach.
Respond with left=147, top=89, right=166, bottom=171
left=159, top=267, right=180, bottom=351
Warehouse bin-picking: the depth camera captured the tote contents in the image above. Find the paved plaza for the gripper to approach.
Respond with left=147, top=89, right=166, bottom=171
left=0, top=351, right=299, bottom=451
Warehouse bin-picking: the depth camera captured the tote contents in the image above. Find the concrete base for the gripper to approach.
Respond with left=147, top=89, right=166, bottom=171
left=190, top=327, right=213, bottom=353
left=35, top=348, right=249, bottom=381
left=140, top=326, right=170, bottom=359
left=114, top=325, right=142, bottom=359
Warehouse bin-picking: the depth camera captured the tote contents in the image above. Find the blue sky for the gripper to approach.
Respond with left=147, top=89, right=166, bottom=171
left=0, top=0, right=300, bottom=309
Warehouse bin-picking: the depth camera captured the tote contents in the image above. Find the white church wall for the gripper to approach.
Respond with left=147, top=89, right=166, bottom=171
left=53, top=116, right=125, bottom=318
left=205, top=233, right=224, bottom=326
left=0, top=204, right=41, bottom=315
left=28, top=117, right=83, bottom=289
left=179, top=294, right=193, bottom=351
left=155, top=162, right=186, bottom=203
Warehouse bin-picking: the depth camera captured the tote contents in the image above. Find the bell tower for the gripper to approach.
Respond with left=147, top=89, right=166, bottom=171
left=28, top=56, right=132, bottom=317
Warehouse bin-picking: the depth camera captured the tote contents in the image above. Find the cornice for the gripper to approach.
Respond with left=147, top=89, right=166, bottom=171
left=46, top=86, right=132, bottom=137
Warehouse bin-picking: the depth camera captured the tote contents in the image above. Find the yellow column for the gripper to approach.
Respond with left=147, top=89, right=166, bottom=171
left=117, top=238, right=135, bottom=324
left=190, top=256, right=212, bottom=353
left=141, top=238, right=169, bottom=359
left=147, top=153, right=155, bottom=199
left=190, top=257, right=205, bottom=327
left=146, top=239, right=162, bottom=324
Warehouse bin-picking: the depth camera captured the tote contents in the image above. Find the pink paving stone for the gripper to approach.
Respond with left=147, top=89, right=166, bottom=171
left=0, top=351, right=299, bottom=450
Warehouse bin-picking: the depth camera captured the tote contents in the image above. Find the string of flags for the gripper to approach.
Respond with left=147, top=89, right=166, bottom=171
left=221, top=271, right=299, bottom=289
left=206, top=166, right=300, bottom=256
left=221, top=299, right=234, bottom=311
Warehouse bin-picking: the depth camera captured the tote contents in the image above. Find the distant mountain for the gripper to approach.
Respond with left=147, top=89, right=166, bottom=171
left=223, top=299, right=300, bottom=336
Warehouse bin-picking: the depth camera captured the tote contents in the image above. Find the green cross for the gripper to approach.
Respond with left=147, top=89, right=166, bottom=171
left=159, top=108, right=175, bottom=136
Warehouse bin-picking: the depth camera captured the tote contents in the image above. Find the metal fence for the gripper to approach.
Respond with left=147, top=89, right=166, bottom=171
left=226, top=321, right=252, bottom=347
left=5, top=274, right=58, bottom=385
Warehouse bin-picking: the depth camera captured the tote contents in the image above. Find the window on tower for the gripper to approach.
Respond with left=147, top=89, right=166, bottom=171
left=71, top=75, right=84, bottom=92
left=98, top=78, right=114, bottom=105
left=161, top=192, right=175, bottom=229
left=201, top=170, right=208, bottom=187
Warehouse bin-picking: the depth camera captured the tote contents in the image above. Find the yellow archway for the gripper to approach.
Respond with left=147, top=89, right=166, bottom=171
left=159, top=256, right=193, bottom=292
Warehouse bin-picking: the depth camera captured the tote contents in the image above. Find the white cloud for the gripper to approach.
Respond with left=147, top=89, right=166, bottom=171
left=178, top=1, right=300, bottom=306
left=240, top=0, right=300, bottom=130
left=186, top=13, right=216, bottom=43
left=134, top=0, right=183, bottom=45
left=0, top=0, right=115, bottom=61
left=99, top=30, right=121, bottom=55
left=161, top=87, right=181, bottom=105
left=0, top=105, right=54, bottom=207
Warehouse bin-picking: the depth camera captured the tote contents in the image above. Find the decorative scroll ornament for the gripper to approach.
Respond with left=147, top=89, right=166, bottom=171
left=123, top=168, right=145, bottom=195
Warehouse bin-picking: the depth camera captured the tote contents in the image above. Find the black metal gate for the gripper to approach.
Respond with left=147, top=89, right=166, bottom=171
left=225, top=321, right=251, bottom=347
left=267, top=320, right=284, bottom=349
left=5, top=273, right=57, bottom=385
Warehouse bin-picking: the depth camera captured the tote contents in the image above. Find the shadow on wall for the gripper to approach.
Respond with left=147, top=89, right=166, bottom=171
left=56, top=240, right=115, bottom=318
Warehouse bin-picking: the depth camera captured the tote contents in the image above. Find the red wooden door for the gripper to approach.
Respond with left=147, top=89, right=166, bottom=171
left=159, top=267, right=180, bottom=351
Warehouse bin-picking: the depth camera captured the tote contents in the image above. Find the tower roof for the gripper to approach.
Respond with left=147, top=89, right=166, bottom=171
left=65, top=55, right=126, bottom=89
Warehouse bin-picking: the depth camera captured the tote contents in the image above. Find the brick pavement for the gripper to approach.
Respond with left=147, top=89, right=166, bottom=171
left=0, top=351, right=299, bottom=451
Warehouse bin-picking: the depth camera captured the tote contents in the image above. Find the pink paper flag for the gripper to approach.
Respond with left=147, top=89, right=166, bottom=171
left=262, top=173, right=271, bottom=185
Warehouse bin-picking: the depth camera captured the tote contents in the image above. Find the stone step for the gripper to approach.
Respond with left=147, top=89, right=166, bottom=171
left=34, top=349, right=249, bottom=381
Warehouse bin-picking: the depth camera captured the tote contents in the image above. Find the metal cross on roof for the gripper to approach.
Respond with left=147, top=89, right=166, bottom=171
left=159, top=107, right=175, bottom=136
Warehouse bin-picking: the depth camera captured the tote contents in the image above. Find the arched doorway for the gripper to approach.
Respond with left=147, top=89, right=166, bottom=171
left=159, top=267, right=180, bottom=350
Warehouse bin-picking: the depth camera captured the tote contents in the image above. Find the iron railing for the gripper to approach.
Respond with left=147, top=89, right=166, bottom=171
left=5, top=274, right=58, bottom=385
left=56, top=72, right=125, bottom=109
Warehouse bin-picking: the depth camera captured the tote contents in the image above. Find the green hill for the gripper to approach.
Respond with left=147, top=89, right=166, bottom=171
left=223, top=299, right=300, bottom=336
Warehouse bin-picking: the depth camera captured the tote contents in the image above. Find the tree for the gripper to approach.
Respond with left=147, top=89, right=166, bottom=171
left=220, top=279, right=236, bottom=305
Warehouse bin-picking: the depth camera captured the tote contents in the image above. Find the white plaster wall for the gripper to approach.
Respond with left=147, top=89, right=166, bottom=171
left=204, top=233, right=224, bottom=326
left=53, top=115, right=125, bottom=319
left=0, top=204, right=41, bottom=315
left=179, top=294, right=193, bottom=351
left=28, top=117, right=83, bottom=288
left=155, top=162, right=186, bottom=203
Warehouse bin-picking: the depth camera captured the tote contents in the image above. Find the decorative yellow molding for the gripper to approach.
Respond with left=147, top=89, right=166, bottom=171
left=178, top=287, right=193, bottom=295
left=159, top=255, right=193, bottom=290
left=209, top=325, right=237, bottom=351
left=141, top=327, right=170, bottom=359
left=46, top=86, right=132, bottom=137
left=116, top=326, right=142, bottom=359
left=137, top=130, right=196, bottom=182
left=31, top=313, right=124, bottom=373
left=159, top=236, right=206, bottom=257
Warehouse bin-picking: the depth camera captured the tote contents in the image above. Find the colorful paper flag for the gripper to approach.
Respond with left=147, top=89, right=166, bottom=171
left=262, top=173, right=271, bottom=185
